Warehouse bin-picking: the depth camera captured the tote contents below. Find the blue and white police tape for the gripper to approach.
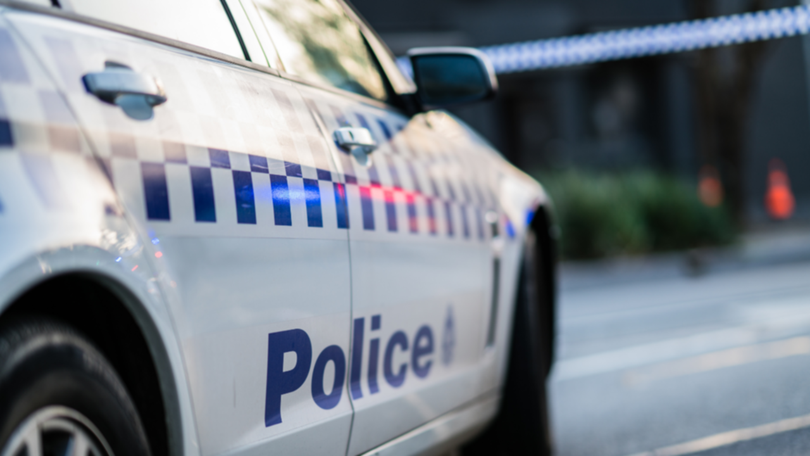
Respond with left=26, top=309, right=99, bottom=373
left=397, top=5, right=810, bottom=76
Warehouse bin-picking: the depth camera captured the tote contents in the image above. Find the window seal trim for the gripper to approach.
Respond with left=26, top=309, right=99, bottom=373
left=219, top=0, right=251, bottom=61
left=236, top=0, right=283, bottom=70
left=0, top=0, right=280, bottom=76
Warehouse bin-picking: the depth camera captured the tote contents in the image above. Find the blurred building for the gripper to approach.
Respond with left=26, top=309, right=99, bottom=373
left=351, top=0, right=810, bottom=224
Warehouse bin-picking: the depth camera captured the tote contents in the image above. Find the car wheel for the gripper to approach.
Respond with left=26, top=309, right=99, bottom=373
left=462, top=229, right=554, bottom=456
left=0, top=317, right=152, bottom=456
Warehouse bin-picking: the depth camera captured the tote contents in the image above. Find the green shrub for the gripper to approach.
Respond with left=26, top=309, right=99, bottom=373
left=534, top=170, right=736, bottom=260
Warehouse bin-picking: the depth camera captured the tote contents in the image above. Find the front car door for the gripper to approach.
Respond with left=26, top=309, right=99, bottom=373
left=245, top=1, right=502, bottom=452
left=4, top=1, right=355, bottom=454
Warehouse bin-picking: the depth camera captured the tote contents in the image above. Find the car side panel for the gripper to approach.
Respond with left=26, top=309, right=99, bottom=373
left=340, top=110, right=549, bottom=455
left=423, top=112, right=550, bottom=397
left=4, top=10, right=355, bottom=456
left=0, top=13, right=197, bottom=456
left=297, top=83, right=509, bottom=454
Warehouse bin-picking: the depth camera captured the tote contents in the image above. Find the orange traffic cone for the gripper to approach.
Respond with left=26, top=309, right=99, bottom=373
left=765, top=158, right=795, bottom=220
left=698, top=165, right=723, bottom=208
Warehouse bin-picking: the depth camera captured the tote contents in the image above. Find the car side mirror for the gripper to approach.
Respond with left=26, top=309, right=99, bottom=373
left=407, top=47, right=498, bottom=110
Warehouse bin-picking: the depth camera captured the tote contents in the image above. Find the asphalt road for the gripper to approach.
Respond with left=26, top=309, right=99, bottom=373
left=549, top=259, right=810, bottom=456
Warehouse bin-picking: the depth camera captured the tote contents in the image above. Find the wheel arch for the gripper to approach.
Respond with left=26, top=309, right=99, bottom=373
left=461, top=202, right=558, bottom=456
left=528, top=203, right=558, bottom=377
left=0, top=271, right=183, bottom=456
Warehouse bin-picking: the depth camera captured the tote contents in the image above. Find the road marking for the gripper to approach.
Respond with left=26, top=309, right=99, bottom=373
left=626, top=413, right=810, bottom=456
left=622, top=336, right=810, bottom=386
left=553, top=326, right=810, bottom=381
left=553, top=300, right=810, bottom=381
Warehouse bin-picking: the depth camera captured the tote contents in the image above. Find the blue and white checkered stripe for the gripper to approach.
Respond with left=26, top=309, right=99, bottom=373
left=11, top=23, right=353, bottom=238
left=0, top=23, right=105, bottom=221
left=396, top=6, right=810, bottom=75
left=306, top=98, right=498, bottom=241
left=2, top=15, right=504, bottom=242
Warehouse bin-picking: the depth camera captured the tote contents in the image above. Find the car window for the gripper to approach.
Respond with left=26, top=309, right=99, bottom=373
left=340, top=4, right=416, bottom=96
left=253, top=0, right=387, bottom=101
left=359, top=28, right=416, bottom=95
left=69, top=0, right=245, bottom=59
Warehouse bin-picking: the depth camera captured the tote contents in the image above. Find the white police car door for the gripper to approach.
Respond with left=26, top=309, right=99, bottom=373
left=247, top=1, right=496, bottom=452
left=5, top=1, right=356, bottom=455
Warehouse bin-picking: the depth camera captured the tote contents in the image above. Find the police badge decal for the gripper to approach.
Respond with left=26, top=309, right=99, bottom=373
left=442, top=306, right=455, bottom=366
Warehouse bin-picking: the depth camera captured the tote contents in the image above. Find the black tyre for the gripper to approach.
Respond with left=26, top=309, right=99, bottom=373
left=463, top=229, right=554, bottom=456
left=0, top=318, right=152, bottom=456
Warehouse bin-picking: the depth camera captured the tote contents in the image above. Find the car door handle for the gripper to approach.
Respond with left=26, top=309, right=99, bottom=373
left=333, top=127, right=377, bottom=153
left=82, top=62, right=167, bottom=120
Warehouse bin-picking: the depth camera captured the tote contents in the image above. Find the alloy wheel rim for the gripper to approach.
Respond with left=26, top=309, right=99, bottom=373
left=1, top=406, right=113, bottom=456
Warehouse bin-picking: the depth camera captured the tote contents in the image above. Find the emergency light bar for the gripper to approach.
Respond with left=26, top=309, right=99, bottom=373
left=397, top=6, right=810, bottom=76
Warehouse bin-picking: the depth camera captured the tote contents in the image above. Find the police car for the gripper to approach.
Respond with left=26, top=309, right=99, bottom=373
left=0, top=0, right=556, bottom=454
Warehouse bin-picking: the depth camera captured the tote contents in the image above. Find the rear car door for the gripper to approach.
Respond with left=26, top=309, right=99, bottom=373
left=4, top=1, right=355, bottom=454
left=246, top=1, right=499, bottom=452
